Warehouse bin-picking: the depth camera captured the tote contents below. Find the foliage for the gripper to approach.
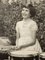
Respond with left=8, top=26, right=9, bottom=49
left=0, top=1, right=45, bottom=51
left=0, top=2, right=22, bottom=45
left=34, top=1, right=45, bottom=51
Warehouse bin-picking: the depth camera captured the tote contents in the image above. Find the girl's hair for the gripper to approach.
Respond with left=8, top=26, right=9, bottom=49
left=22, top=4, right=36, bottom=17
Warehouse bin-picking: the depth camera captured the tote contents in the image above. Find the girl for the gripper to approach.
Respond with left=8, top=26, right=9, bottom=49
left=15, top=4, right=42, bottom=53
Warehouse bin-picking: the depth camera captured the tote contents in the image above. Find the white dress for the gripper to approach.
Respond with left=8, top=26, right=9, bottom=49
left=16, top=20, right=42, bottom=53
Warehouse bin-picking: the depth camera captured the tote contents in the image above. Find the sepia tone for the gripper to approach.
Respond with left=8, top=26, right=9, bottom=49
left=0, top=0, right=45, bottom=60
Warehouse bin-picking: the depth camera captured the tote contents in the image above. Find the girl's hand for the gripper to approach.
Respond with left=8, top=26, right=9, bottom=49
left=15, top=46, right=21, bottom=50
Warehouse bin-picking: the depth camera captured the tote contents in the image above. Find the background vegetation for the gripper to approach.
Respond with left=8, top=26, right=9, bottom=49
left=0, top=1, right=45, bottom=51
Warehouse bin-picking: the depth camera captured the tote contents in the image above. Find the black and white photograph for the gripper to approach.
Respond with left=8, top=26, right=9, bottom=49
left=0, top=0, right=45, bottom=60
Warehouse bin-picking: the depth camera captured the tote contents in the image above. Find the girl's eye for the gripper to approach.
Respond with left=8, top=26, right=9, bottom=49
left=22, top=9, right=28, bottom=12
left=26, top=10, right=29, bottom=12
left=22, top=8, right=29, bottom=12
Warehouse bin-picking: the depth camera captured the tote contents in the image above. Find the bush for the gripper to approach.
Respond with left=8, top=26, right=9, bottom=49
left=34, top=1, right=45, bottom=51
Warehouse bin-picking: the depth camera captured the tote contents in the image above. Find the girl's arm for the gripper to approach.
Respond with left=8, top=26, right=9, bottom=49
left=16, top=31, right=20, bottom=47
left=15, top=22, right=20, bottom=49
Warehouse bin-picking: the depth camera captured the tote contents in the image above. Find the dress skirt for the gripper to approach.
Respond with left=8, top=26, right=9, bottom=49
left=18, top=39, right=42, bottom=53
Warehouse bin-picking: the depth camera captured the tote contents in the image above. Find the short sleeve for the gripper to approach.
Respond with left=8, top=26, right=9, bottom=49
left=31, top=21, right=38, bottom=31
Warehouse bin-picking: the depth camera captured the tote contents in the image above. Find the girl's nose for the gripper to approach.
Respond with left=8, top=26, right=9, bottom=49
left=22, top=11, right=26, bottom=14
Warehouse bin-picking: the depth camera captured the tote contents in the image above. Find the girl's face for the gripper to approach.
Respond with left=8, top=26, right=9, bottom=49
left=21, top=7, right=30, bottom=19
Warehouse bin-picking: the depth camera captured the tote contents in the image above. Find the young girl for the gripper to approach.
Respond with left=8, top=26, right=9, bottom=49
left=15, top=4, right=42, bottom=53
